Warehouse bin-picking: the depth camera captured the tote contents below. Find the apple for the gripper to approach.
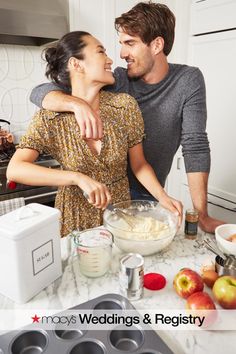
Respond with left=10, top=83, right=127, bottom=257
left=173, top=268, right=204, bottom=299
left=186, top=292, right=216, bottom=310
left=212, top=275, right=236, bottom=309
left=201, top=270, right=219, bottom=288
left=200, top=261, right=215, bottom=275
left=186, top=291, right=217, bottom=328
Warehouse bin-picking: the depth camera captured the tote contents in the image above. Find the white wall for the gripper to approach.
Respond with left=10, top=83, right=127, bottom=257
left=69, top=0, right=139, bottom=68
left=0, top=0, right=70, bottom=144
left=0, top=0, right=190, bottom=144
left=0, top=45, right=47, bottom=143
left=69, top=0, right=191, bottom=65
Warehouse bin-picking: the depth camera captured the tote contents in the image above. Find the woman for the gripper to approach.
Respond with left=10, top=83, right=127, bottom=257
left=7, top=31, right=182, bottom=237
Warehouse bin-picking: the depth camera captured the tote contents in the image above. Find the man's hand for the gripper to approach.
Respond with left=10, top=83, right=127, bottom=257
left=199, top=214, right=225, bottom=234
left=42, top=91, right=103, bottom=139
left=187, top=172, right=226, bottom=234
left=73, top=101, right=103, bottom=140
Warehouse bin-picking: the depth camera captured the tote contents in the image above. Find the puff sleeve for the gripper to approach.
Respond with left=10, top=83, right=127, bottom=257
left=18, top=110, right=54, bottom=155
left=123, top=94, right=145, bottom=148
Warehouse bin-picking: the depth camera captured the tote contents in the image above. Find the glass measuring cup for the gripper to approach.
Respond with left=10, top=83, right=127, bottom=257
left=73, top=228, right=113, bottom=277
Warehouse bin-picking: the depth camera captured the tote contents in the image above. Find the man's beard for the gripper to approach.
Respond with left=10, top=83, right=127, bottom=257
left=127, top=64, right=142, bottom=79
left=127, top=67, right=145, bottom=79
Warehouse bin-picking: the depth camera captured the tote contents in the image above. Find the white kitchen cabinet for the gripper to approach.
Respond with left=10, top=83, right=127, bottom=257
left=166, top=149, right=184, bottom=198
left=189, top=29, right=236, bottom=203
left=181, top=184, right=236, bottom=223
left=191, top=0, right=236, bottom=35
left=172, top=0, right=236, bottom=221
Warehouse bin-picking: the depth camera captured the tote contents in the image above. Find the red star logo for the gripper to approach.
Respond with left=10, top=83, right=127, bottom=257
left=31, top=314, right=41, bottom=323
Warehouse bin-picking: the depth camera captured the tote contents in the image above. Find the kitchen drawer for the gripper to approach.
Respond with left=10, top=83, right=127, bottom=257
left=191, top=0, right=236, bottom=35
left=207, top=193, right=236, bottom=223
left=181, top=183, right=236, bottom=223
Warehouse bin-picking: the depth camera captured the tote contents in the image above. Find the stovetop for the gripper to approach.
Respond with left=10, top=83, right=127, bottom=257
left=0, top=147, right=16, bottom=166
left=0, top=149, right=58, bottom=169
left=0, top=148, right=60, bottom=198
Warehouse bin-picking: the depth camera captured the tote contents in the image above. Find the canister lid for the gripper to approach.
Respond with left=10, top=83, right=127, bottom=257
left=120, top=253, right=144, bottom=269
left=0, top=203, right=60, bottom=240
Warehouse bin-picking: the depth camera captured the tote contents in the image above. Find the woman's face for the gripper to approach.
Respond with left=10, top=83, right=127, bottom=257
left=80, top=35, right=115, bottom=86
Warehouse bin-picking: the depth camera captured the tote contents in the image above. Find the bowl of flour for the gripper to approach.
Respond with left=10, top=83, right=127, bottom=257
left=103, top=200, right=178, bottom=256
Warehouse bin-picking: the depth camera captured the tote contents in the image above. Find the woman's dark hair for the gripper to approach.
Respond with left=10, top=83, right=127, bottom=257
left=115, top=1, right=175, bottom=56
left=44, top=31, right=90, bottom=87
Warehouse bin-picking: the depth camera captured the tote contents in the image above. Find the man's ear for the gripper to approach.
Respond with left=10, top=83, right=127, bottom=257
left=68, top=57, right=84, bottom=72
left=151, top=36, right=164, bottom=55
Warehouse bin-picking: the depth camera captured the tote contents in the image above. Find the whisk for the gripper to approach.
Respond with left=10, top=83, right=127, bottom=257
left=83, top=192, right=136, bottom=228
left=106, top=203, right=137, bottom=228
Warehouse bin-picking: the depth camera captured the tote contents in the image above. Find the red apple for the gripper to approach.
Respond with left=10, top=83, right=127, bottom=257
left=212, top=275, right=236, bottom=309
left=186, top=291, right=216, bottom=310
left=186, top=291, right=217, bottom=327
left=173, top=268, right=204, bottom=299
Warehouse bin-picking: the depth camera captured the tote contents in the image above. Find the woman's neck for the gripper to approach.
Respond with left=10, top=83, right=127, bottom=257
left=71, top=78, right=101, bottom=111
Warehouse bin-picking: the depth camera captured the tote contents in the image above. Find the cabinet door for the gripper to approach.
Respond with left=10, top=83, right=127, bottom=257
left=188, top=29, right=236, bottom=204
left=181, top=184, right=236, bottom=223
left=191, top=0, right=236, bottom=35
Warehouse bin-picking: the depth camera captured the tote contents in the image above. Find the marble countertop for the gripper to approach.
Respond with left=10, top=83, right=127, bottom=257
left=0, top=232, right=235, bottom=354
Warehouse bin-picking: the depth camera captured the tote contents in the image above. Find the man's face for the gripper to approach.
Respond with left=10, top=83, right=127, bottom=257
left=118, top=30, right=155, bottom=79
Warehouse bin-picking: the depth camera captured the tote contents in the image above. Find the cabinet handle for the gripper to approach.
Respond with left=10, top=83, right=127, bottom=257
left=177, top=157, right=181, bottom=170
left=208, top=200, right=236, bottom=213
left=24, top=191, right=57, bottom=201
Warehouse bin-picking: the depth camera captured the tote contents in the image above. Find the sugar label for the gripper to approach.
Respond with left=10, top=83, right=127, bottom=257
left=32, top=240, right=54, bottom=275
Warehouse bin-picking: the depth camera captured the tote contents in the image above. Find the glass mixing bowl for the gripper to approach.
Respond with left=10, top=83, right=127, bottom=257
left=103, top=200, right=178, bottom=256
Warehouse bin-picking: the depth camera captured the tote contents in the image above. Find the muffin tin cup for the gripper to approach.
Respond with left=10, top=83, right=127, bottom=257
left=10, top=330, right=48, bottom=354
left=69, top=339, right=106, bottom=354
left=93, top=299, right=123, bottom=311
left=109, top=325, right=144, bottom=352
left=0, top=294, right=173, bottom=354
left=139, top=352, right=163, bottom=354
left=54, top=329, right=86, bottom=341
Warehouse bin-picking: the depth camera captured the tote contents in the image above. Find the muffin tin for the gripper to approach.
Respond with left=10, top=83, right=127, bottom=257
left=0, top=293, right=173, bottom=354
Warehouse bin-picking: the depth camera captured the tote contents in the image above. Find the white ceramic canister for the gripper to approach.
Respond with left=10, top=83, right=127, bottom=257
left=0, top=203, right=62, bottom=303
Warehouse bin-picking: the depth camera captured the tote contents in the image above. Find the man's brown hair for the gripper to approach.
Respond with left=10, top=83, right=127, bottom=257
left=115, top=1, right=175, bottom=56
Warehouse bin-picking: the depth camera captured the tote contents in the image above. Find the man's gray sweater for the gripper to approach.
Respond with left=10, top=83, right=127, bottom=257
left=30, top=63, right=210, bottom=197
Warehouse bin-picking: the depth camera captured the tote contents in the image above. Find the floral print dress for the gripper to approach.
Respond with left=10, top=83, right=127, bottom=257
left=19, top=91, right=145, bottom=236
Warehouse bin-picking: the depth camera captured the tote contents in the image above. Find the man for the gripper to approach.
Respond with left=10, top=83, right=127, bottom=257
left=30, top=1, right=224, bottom=233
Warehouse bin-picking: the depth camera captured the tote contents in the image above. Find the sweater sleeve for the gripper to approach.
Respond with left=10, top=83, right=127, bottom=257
left=30, top=83, right=71, bottom=108
left=180, top=68, right=211, bottom=173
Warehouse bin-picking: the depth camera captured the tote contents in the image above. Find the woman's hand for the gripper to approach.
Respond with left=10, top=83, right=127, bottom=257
left=75, top=173, right=111, bottom=210
left=159, top=193, right=183, bottom=227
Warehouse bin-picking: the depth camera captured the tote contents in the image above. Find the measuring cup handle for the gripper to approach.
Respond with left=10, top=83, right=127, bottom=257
left=0, top=119, right=10, bottom=125
left=68, top=231, right=81, bottom=257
